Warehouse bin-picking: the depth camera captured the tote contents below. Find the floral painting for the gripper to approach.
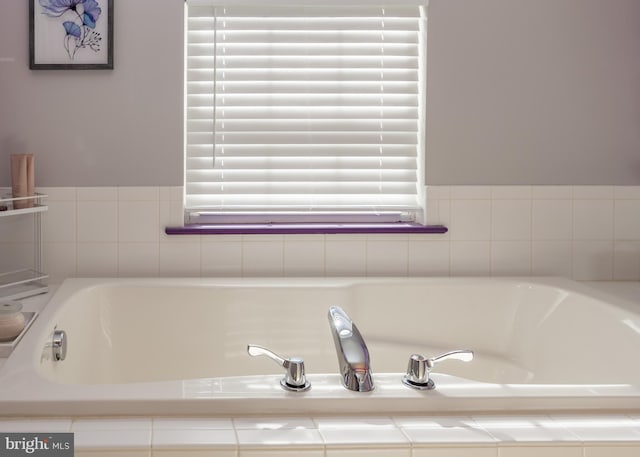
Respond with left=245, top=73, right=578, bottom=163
left=29, top=0, right=113, bottom=69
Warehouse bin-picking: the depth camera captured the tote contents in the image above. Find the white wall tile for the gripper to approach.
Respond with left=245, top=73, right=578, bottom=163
left=408, top=240, right=450, bottom=276
left=491, top=200, right=531, bottom=241
left=77, top=243, right=118, bottom=276
left=531, top=186, right=573, bottom=199
left=367, top=238, right=409, bottom=276
left=159, top=199, right=185, bottom=234
left=573, top=186, right=614, bottom=199
left=159, top=240, right=202, bottom=276
left=532, top=200, right=572, bottom=240
left=44, top=242, right=77, bottom=282
left=77, top=187, right=118, bottom=201
left=451, top=241, right=491, bottom=276
left=284, top=237, right=326, bottom=276
left=614, top=200, right=640, bottom=240
left=426, top=186, right=451, bottom=200
left=491, top=241, right=531, bottom=276
left=614, top=186, right=640, bottom=199
left=39, top=187, right=77, bottom=201
left=77, top=201, right=118, bottom=243
left=491, top=186, right=532, bottom=199
left=450, top=200, right=492, bottom=241
left=449, top=186, right=492, bottom=199
left=613, top=241, right=640, bottom=280
left=242, top=237, right=284, bottom=276
left=573, top=200, right=614, bottom=240
left=118, top=186, right=160, bottom=201
left=425, top=194, right=452, bottom=228
left=201, top=238, right=243, bottom=277
left=572, top=241, right=613, bottom=280
left=531, top=241, right=573, bottom=277
left=44, top=201, right=76, bottom=243
left=325, top=238, right=367, bottom=276
left=118, top=243, right=159, bottom=277
left=118, top=201, right=160, bottom=243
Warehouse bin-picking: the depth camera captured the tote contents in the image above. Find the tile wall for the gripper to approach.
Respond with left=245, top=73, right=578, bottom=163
left=1, top=185, right=639, bottom=283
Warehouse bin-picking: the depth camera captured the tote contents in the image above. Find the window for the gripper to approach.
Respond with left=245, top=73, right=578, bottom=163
left=184, top=0, right=427, bottom=229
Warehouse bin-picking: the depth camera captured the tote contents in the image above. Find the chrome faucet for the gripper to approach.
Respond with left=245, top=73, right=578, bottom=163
left=327, top=306, right=374, bottom=392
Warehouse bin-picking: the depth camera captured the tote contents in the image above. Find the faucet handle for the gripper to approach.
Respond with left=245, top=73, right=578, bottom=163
left=402, top=349, right=474, bottom=390
left=247, top=344, right=311, bottom=392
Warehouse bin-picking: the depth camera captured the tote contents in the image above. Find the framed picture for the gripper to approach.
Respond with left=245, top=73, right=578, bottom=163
left=29, top=0, right=113, bottom=70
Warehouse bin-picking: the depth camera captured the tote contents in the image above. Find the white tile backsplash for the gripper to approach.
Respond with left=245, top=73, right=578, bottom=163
left=25, top=185, right=640, bottom=281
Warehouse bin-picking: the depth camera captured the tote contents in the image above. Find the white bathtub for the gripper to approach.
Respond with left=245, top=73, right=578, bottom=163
left=1, top=276, right=639, bottom=416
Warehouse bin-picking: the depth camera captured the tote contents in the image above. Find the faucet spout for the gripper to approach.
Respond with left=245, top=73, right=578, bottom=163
left=327, top=306, right=374, bottom=392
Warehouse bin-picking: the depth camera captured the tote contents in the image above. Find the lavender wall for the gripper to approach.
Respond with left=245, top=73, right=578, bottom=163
left=0, top=0, right=639, bottom=186
left=426, top=0, right=640, bottom=184
left=0, top=0, right=183, bottom=186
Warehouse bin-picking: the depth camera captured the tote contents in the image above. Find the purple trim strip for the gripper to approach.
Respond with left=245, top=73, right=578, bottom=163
left=165, top=223, right=448, bottom=235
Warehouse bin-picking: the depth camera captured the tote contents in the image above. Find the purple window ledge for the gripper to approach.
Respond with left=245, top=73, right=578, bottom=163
left=165, top=223, right=448, bottom=235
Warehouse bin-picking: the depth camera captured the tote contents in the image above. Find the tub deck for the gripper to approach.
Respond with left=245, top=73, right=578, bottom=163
left=0, top=277, right=639, bottom=416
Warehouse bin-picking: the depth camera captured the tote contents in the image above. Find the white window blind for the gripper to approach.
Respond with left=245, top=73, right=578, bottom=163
left=185, top=1, right=427, bottom=224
